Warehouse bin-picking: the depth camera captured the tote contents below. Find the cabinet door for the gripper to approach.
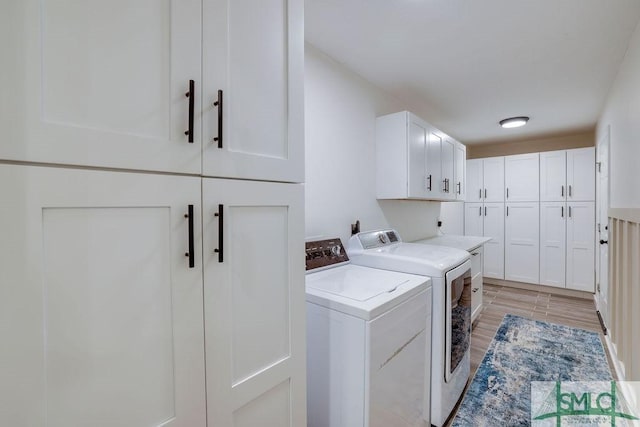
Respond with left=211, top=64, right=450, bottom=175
left=466, top=159, right=483, bottom=202
left=407, top=116, right=429, bottom=198
left=567, top=148, right=595, bottom=201
left=540, top=151, right=567, bottom=202
left=464, top=203, right=484, bottom=236
left=470, top=247, right=483, bottom=322
left=454, top=142, right=467, bottom=200
left=202, top=0, right=304, bottom=183
left=483, top=203, right=505, bottom=279
left=505, top=153, right=539, bottom=202
left=202, top=179, right=305, bottom=426
left=482, top=157, right=505, bottom=202
left=540, top=202, right=566, bottom=288
left=505, top=202, right=539, bottom=284
left=567, top=202, right=595, bottom=292
left=441, top=137, right=456, bottom=200
left=426, top=130, right=444, bottom=199
left=0, top=165, right=206, bottom=426
left=0, top=1, right=202, bottom=174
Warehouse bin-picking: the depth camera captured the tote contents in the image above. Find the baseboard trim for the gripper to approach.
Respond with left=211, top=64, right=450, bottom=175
left=603, top=333, right=626, bottom=381
left=484, top=278, right=593, bottom=299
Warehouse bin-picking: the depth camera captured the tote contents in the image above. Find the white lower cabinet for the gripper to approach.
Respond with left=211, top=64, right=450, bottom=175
left=465, top=203, right=504, bottom=280
left=470, top=247, right=484, bottom=322
left=505, top=203, right=540, bottom=284
left=567, top=202, right=595, bottom=292
left=482, top=203, right=505, bottom=280
left=540, top=202, right=567, bottom=288
left=0, top=165, right=306, bottom=427
left=540, top=201, right=595, bottom=292
left=0, top=164, right=206, bottom=426
left=202, top=179, right=306, bottom=426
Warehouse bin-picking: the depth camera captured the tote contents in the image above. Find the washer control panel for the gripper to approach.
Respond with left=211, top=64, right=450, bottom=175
left=305, top=238, right=349, bottom=271
left=357, top=229, right=401, bottom=249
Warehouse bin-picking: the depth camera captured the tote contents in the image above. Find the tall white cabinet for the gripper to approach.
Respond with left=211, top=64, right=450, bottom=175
left=0, top=2, right=305, bottom=426
left=539, top=148, right=596, bottom=291
left=466, top=157, right=504, bottom=203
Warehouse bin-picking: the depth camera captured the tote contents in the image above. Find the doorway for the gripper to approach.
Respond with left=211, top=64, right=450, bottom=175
left=595, top=125, right=610, bottom=330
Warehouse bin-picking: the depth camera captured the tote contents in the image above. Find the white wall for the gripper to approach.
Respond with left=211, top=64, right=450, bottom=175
left=305, top=44, right=442, bottom=245
left=598, top=20, right=640, bottom=208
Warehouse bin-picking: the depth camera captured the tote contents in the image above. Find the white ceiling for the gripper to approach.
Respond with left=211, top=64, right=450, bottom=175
left=305, top=0, right=640, bottom=144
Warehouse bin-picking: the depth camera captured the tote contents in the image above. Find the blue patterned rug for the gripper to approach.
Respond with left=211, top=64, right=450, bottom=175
left=451, top=314, right=611, bottom=426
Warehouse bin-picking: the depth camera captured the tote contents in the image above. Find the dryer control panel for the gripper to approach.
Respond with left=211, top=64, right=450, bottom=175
left=305, top=238, right=349, bottom=271
left=354, top=229, right=401, bottom=250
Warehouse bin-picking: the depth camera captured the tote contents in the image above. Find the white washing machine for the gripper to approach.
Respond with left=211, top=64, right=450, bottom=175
left=348, top=230, right=472, bottom=427
left=305, top=238, right=432, bottom=427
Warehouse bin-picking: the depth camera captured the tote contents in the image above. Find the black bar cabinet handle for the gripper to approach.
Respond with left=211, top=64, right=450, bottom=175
left=569, top=185, right=572, bottom=197
left=484, top=188, right=487, bottom=199
left=427, top=174, right=432, bottom=191
left=484, top=206, right=487, bottom=216
left=506, top=206, right=509, bottom=216
left=506, top=187, right=509, bottom=199
left=185, top=205, right=195, bottom=268
left=213, top=90, right=223, bottom=148
left=561, top=185, right=565, bottom=197
left=479, top=206, right=482, bottom=216
left=185, top=80, right=194, bottom=143
left=569, top=206, right=572, bottom=218
left=457, top=182, right=461, bottom=194
left=214, top=204, right=224, bottom=262
left=561, top=206, right=564, bottom=217
left=479, top=189, right=482, bottom=199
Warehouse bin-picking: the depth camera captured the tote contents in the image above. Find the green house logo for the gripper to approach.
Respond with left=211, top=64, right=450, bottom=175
left=531, top=381, right=640, bottom=426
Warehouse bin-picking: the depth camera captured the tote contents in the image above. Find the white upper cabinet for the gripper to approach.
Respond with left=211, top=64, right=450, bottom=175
left=466, top=159, right=483, bottom=202
left=1, top=0, right=202, bottom=174
left=466, top=157, right=504, bottom=202
left=1, top=0, right=304, bottom=182
left=426, top=129, right=444, bottom=199
left=505, top=153, right=539, bottom=202
left=505, top=202, right=540, bottom=284
left=440, top=137, right=456, bottom=200
left=454, top=142, right=467, bottom=200
left=202, top=0, right=304, bottom=182
left=482, top=157, right=505, bottom=202
left=540, top=151, right=567, bottom=202
left=0, top=164, right=206, bottom=426
left=567, top=148, right=596, bottom=201
left=376, top=111, right=463, bottom=201
left=540, top=147, right=595, bottom=202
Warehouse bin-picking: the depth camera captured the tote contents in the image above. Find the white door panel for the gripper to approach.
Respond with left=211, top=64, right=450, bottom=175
left=483, top=203, right=505, bottom=279
left=202, top=0, right=304, bottom=182
left=464, top=203, right=484, bottom=237
left=0, top=0, right=202, bottom=174
left=540, top=151, right=567, bottom=202
left=466, top=159, right=483, bottom=202
left=540, top=202, right=566, bottom=287
left=0, top=165, right=206, bottom=426
left=441, top=138, right=456, bottom=200
left=567, top=202, right=595, bottom=292
left=596, top=129, right=610, bottom=326
left=505, top=153, right=539, bottom=202
left=567, top=148, right=596, bottom=202
left=426, top=130, right=443, bottom=199
left=482, top=157, right=505, bottom=202
left=408, top=118, right=429, bottom=198
left=454, top=143, right=466, bottom=200
left=505, top=203, right=539, bottom=284
left=202, top=179, right=305, bottom=426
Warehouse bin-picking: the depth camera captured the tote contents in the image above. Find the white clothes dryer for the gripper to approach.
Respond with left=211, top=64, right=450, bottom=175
left=348, top=230, right=472, bottom=427
left=305, top=238, right=432, bottom=427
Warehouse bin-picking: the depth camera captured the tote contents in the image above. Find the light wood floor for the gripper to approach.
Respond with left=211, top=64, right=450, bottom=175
left=470, top=283, right=605, bottom=375
left=444, top=283, right=608, bottom=426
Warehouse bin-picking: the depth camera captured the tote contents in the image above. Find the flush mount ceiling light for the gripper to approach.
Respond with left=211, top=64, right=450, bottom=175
left=499, top=116, right=529, bottom=129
